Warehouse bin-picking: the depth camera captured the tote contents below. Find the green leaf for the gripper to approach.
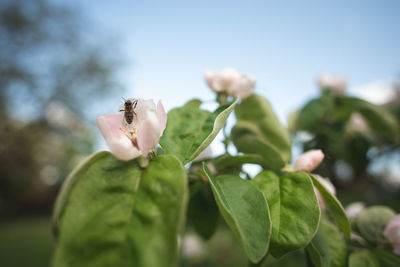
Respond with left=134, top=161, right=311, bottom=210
left=212, top=153, right=264, bottom=169
left=306, top=219, right=347, bottom=267
left=310, top=174, right=351, bottom=238
left=349, top=250, right=400, bottom=267
left=372, top=250, right=400, bottom=267
left=184, top=98, right=202, bottom=108
left=160, top=100, right=237, bottom=164
left=187, top=185, right=219, bottom=240
left=52, top=152, right=188, bottom=267
left=231, top=94, right=292, bottom=169
left=349, top=251, right=379, bottom=267
left=296, top=94, right=332, bottom=131
left=356, top=206, right=396, bottom=245
left=252, top=171, right=320, bottom=258
left=337, top=97, right=399, bottom=144
left=203, top=163, right=271, bottom=263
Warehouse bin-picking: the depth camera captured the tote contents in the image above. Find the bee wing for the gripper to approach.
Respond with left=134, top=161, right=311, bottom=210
left=118, top=102, right=125, bottom=112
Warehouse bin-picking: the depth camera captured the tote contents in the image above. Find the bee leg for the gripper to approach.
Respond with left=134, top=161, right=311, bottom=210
left=133, top=100, right=138, bottom=109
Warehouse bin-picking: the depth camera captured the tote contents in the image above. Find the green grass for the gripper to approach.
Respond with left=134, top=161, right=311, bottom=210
left=0, top=217, right=54, bottom=267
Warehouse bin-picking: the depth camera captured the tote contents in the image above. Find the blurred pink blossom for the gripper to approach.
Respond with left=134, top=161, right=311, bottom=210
left=345, top=202, right=365, bottom=220
left=318, top=73, right=347, bottom=95
left=194, top=146, right=213, bottom=162
left=313, top=174, right=336, bottom=210
left=97, top=99, right=167, bottom=161
left=204, top=68, right=255, bottom=99
left=347, top=112, right=369, bottom=133
left=294, top=149, right=324, bottom=172
left=384, top=215, right=400, bottom=256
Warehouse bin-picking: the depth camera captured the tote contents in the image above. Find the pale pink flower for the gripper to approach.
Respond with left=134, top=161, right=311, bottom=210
left=313, top=174, right=336, bottom=210
left=345, top=202, right=365, bottom=220
left=193, top=146, right=213, bottom=162
left=347, top=112, right=369, bottom=133
left=182, top=233, right=206, bottom=260
left=384, top=215, right=400, bottom=255
left=97, top=99, right=167, bottom=161
left=204, top=68, right=255, bottom=99
left=294, top=149, right=325, bottom=172
left=318, top=73, right=347, bottom=96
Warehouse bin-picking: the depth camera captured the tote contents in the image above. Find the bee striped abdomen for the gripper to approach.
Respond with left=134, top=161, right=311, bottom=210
left=123, top=99, right=137, bottom=125
left=125, top=112, right=134, bottom=124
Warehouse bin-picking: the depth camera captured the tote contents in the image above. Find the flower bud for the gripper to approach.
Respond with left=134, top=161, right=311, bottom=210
left=318, top=73, right=347, bottom=96
left=204, top=68, right=255, bottom=99
left=97, top=99, right=167, bottom=161
left=313, top=175, right=336, bottom=210
left=384, top=215, right=400, bottom=255
left=294, top=149, right=324, bottom=172
left=182, top=233, right=206, bottom=260
left=193, top=146, right=213, bottom=162
left=345, top=202, right=365, bottom=220
left=347, top=112, right=369, bottom=134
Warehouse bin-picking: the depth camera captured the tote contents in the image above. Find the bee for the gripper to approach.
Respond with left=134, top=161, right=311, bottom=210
left=119, top=98, right=138, bottom=125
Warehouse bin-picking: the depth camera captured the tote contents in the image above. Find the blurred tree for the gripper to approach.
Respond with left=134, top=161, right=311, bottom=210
left=0, top=0, right=125, bottom=218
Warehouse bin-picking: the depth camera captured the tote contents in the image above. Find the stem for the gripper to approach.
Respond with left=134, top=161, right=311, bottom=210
left=137, top=155, right=149, bottom=168
left=222, top=122, right=230, bottom=152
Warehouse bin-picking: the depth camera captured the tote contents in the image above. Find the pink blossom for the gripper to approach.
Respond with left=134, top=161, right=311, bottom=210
left=97, top=99, right=167, bottom=161
left=318, top=73, right=347, bottom=96
left=384, top=215, right=400, bottom=256
left=347, top=112, right=369, bottom=133
left=204, top=68, right=255, bottom=99
left=313, top=175, right=336, bottom=210
left=193, top=146, right=213, bottom=162
left=294, top=149, right=325, bottom=172
left=345, top=202, right=365, bottom=220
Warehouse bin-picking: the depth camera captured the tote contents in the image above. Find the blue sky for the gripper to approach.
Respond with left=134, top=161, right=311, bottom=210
left=60, top=0, right=400, bottom=158
left=64, top=0, right=400, bottom=121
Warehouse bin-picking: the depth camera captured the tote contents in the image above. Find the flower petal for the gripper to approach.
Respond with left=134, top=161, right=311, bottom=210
left=96, top=114, right=142, bottom=161
left=384, top=215, right=400, bottom=256
left=312, top=174, right=336, bottom=210
left=204, top=69, right=218, bottom=91
left=157, top=100, right=167, bottom=136
left=229, top=76, right=256, bottom=99
left=137, top=111, right=161, bottom=155
left=318, top=73, right=347, bottom=95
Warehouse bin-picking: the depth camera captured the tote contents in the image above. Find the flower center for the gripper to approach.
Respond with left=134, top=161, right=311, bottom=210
left=120, top=127, right=140, bottom=150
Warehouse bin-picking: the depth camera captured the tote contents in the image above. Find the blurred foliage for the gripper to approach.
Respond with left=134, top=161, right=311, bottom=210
left=0, top=0, right=124, bottom=218
left=291, top=88, right=400, bottom=210
left=0, top=218, right=54, bottom=267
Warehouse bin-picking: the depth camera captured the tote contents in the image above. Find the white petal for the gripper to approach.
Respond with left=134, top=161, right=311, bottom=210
left=204, top=69, right=217, bottom=91
left=137, top=111, right=161, bottom=155
left=318, top=73, right=347, bottom=95
left=96, top=114, right=142, bottom=161
left=157, top=100, right=167, bottom=136
left=228, top=76, right=256, bottom=99
left=107, top=138, right=142, bottom=161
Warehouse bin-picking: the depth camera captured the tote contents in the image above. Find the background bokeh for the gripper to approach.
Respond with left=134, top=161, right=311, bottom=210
left=0, top=0, right=399, bottom=266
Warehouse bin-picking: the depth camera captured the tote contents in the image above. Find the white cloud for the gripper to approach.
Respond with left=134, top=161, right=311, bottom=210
left=350, top=80, right=396, bottom=105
